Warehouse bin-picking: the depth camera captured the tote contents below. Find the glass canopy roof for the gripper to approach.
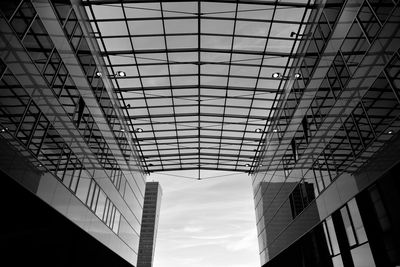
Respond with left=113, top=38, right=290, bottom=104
left=83, top=0, right=314, bottom=173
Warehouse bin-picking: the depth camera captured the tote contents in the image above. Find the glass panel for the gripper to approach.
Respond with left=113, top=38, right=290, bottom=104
left=348, top=199, right=368, bottom=244
left=326, top=216, right=341, bottom=255
left=340, top=22, right=369, bottom=74
left=351, top=243, right=376, bottom=267
left=357, top=2, right=381, bottom=40
left=76, top=174, right=91, bottom=203
left=340, top=206, right=357, bottom=246
left=332, top=255, right=344, bottom=267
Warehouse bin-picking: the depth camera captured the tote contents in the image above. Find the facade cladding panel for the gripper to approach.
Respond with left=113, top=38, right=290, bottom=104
left=0, top=1, right=146, bottom=265
left=137, top=182, right=162, bottom=267
left=253, top=0, right=400, bottom=266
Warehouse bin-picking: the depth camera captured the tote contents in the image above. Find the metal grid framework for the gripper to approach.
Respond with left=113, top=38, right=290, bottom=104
left=83, top=0, right=314, bottom=173
left=253, top=1, right=400, bottom=257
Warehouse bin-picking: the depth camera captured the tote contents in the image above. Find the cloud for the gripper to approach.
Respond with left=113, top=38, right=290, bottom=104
left=183, top=226, right=203, bottom=233
left=191, top=234, right=234, bottom=240
left=149, top=170, right=260, bottom=267
left=225, top=229, right=258, bottom=252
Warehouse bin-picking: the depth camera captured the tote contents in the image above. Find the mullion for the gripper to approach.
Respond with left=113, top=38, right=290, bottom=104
left=132, top=117, right=267, bottom=128
left=197, top=0, right=201, bottom=170
left=214, top=2, right=239, bottom=169
left=143, top=143, right=258, bottom=151
left=115, top=72, right=284, bottom=80
left=159, top=1, right=183, bottom=169
left=131, top=103, right=273, bottom=110
left=120, top=85, right=280, bottom=93
left=107, top=57, right=297, bottom=68
left=139, top=126, right=267, bottom=135
left=149, top=166, right=248, bottom=172
left=90, top=15, right=306, bottom=25
left=152, top=160, right=253, bottom=166
left=136, top=133, right=260, bottom=142
left=233, top=2, right=278, bottom=171
left=83, top=0, right=314, bottom=8
left=130, top=112, right=270, bottom=120
left=120, top=2, right=163, bottom=172
left=139, top=138, right=260, bottom=146
left=101, top=32, right=295, bottom=42
left=140, top=142, right=259, bottom=153
left=146, top=156, right=252, bottom=163
left=100, top=47, right=297, bottom=57
left=143, top=152, right=259, bottom=159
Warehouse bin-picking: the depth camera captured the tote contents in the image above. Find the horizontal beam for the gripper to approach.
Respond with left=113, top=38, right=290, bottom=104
left=134, top=133, right=261, bottom=141
left=147, top=165, right=250, bottom=174
left=90, top=15, right=305, bottom=25
left=129, top=103, right=273, bottom=110
left=119, top=84, right=281, bottom=93
left=84, top=0, right=315, bottom=8
left=128, top=112, right=270, bottom=120
left=100, top=32, right=295, bottom=42
left=100, top=48, right=301, bottom=57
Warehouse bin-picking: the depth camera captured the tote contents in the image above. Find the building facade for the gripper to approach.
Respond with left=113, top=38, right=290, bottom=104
left=137, top=182, right=162, bottom=267
left=0, top=1, right=146, bottom=265
left=252, top=0, right=400, bottom=266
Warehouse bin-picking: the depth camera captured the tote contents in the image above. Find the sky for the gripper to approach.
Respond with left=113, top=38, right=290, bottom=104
left=148, top=170, right=260, bottom=267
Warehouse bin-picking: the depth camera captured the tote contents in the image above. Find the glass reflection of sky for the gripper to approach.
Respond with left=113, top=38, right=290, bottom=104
left=84, top=0, right=313, bottom=173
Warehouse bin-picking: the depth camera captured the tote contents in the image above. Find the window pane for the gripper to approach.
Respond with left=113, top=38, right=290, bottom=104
left=332, top=254, right=344, bottom=267
left=348, top=199, right=368, bottom=244
left=340, top=206, right=357, bottom=246
left=326, top=216, right=341, bottom=255
left=351, top=243, right=376, bottom=267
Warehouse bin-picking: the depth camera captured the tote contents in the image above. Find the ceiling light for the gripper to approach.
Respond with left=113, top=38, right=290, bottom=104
left=255, top=128, right=263, bottom=133
left=120, top=129, right=125, bottom=132
left=272, top=72, right=281, bottom=78
left=116, top=71, right=126, bottom=77
left=273, top=129, right=278, bottom=133
left=95, top=71, right=102, bottom=77
left=38, top=163, right=43, bottom=167
left=1, top=127, right=8, bottom=133
left=136, top=128, right=143, bottom=133
left=387, top=130, right=394, bottom=134
left=245, top=164, right=250, bottom=167
left=294, top=73, right=301, bottom=79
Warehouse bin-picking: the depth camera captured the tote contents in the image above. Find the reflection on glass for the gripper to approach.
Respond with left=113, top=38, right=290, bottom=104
left=351, top=243, right=376, bottom=267
left=332, top=254, right=344, bottom=267
left=341, top=206, right=356, bottom=246
left=323, top=222, right=333, bottom=255
left=326, top=216, right=340, bottom=255
left=76, top=173, right=91, bottom=203
left=348, top=199, right=368, bottom=244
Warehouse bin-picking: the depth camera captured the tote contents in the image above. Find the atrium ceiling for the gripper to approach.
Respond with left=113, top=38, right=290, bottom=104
left=83, top=0, right=314, bottom=173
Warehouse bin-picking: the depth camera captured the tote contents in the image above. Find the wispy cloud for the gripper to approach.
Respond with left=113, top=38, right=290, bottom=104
left=226, top=229, right=258, bottom=252
left=149, top=170, right=260, bottom=267
left=183, top=226, right=204, bottom=233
